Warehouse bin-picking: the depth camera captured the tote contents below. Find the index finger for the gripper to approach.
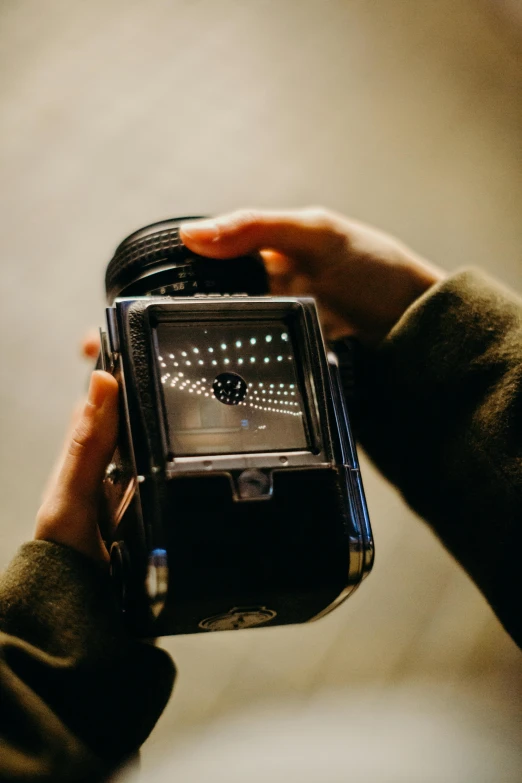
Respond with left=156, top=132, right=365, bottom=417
left=179, top=208, right=344, bottom=261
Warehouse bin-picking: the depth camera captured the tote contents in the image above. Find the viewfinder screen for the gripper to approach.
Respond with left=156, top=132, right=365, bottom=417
left=155, top=321, right=308, bottom=456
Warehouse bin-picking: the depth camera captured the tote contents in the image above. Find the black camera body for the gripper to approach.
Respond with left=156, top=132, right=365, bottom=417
left=100, top=218, right=373, bottom=636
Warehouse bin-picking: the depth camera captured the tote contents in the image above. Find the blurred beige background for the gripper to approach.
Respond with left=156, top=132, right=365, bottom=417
left=1, top=1, right=521, bottom=780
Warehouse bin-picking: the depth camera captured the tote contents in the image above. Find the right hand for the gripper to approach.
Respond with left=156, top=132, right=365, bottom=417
left=180, top=208, right=444, bottom=345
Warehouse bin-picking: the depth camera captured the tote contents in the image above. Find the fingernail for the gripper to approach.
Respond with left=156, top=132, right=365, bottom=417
left=181, top=220, right=220, bottom=242
left=87, top=371, right=106, bottom=408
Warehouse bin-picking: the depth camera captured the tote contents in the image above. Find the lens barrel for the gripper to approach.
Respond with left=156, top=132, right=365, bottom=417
left=105, top=217, right=269, bottom=304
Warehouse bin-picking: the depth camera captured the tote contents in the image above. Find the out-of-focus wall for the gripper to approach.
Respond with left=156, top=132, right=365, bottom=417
left=1, top=1, right=521, bottom=780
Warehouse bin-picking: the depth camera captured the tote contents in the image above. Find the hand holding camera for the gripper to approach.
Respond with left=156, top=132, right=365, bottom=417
left=34, top=208, right=443, bottom=638
left=180, top=208, right=444, bottom=345
left=35, top=370, right=119, bottom=565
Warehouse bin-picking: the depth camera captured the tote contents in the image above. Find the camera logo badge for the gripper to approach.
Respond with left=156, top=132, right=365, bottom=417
left=199, top=606, right=277, bottom=632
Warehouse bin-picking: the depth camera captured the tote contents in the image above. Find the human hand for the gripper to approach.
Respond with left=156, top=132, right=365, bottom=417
left=35, top=369, right=119, bottom=565
left=180, top=208, right=444, bottom=345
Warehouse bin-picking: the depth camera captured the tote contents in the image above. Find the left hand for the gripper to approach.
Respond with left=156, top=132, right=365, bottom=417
left=35, top=369, right=119, bottom=564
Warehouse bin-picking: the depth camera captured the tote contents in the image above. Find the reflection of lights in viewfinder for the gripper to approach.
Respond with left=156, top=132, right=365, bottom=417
left=281, top=333, right=288, bottom=341
left=250, top=338, right=256, bottom=345
left=236, top=340, right=242, bottom=347
left=264, top=357, right=269, bottom=363
left=250, top=357, right=255, bottom=363
left=221, top=343, right=227, bottom=350
left=265, top=335, right=272, bottom=342
left=277, top=356, right=283, bottom=361
left=181, top=351, right=187, bottom=357
left=208, top=347, right=214, bottom=353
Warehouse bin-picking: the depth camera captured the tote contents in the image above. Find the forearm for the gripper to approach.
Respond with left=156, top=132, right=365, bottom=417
left=354, top=269, right=522, bottom=647
left=0, top=541, right=175, bottom=780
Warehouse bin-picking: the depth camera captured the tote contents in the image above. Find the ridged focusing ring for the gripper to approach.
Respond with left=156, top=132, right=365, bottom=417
left=105, top=217, right=268, bottom=303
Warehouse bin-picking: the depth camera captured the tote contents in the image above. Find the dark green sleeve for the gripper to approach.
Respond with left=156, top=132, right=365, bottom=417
left=354, top=269, right=522, bottom=648
left=0, top=541, right=175, bottom=781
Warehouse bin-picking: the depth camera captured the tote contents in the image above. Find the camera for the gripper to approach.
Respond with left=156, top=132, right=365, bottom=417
left=99, top=217, right=373, bottom=636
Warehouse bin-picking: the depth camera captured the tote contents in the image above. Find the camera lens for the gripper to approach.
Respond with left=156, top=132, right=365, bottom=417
left=105, top=217, right=268, bottom=303
left=213, top=372, right=248, bottom=406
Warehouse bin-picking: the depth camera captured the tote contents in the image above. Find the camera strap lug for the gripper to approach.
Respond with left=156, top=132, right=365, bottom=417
left=99, top=328, right=115, bottom=373
left=106, top=306, right=120, bottom=354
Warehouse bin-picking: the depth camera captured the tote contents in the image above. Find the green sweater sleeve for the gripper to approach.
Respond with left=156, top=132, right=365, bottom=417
left=354, top=269, right=522, bottom=648
left=0, top=540, right=175, bottom=781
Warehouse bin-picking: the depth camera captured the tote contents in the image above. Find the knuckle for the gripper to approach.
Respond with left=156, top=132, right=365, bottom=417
left=301, top=206, right=334, bottom=228
left=68, top=419, right=93, bottom=459
left=302, top=206, right=347, bottom=253
left=219, top=209, right=260, bottom=237
left=68, top=437, right=86, bottom=460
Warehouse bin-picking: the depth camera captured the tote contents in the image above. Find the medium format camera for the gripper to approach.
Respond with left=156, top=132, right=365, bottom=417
left=99, top=217, right=373, bottom=636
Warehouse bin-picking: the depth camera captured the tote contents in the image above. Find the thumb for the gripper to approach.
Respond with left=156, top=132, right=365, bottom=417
left=180, top=208, right=343, bottom=262
left=35, top=371, right=119, bottom=562
left=60, top=371, right=119, bottom=502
